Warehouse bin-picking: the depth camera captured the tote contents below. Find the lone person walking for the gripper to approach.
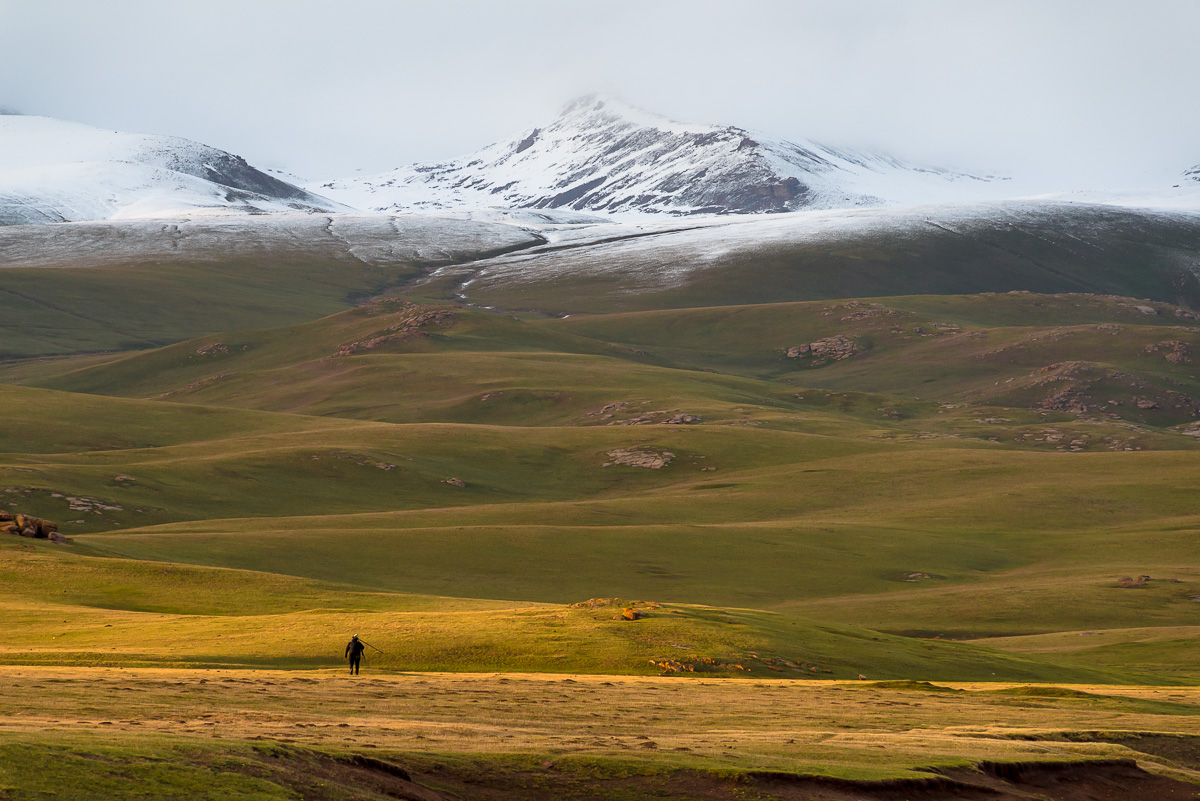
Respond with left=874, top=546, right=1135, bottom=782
left=345, top=634, right=366, bottom=675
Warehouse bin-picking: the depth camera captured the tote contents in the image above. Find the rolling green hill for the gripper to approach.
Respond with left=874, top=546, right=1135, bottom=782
left=1, top=286, right=1197, bottom=683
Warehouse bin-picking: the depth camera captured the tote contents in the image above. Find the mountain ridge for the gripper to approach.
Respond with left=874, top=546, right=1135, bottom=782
left=312, top=93, right=1007, bottom=217
left=0, top=115, right=344, bottom=225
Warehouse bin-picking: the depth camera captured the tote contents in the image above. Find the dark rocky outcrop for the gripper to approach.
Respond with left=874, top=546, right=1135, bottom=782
left=1, top=512, right=66, bottom=542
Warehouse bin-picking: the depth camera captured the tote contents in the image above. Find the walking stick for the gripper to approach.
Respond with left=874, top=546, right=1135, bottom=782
left=357, top=638, right=386, bottom=655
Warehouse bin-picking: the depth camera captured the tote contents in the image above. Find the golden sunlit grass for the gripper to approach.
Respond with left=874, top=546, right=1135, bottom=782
left=3, top=667, right=1200, bottom=794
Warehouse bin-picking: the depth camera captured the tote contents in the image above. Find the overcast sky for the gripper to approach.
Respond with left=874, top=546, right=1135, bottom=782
left=1, top=0, right=1196, bottom=189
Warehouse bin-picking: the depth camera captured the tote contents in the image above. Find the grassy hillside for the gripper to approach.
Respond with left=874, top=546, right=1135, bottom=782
left=5, top=538, right=1133, bottom=683
left=1, top=289, right=1198, bottom=683
left=0, top=215, right=542, bottom=359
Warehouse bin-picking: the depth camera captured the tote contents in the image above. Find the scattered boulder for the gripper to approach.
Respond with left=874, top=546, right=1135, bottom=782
left=570, top=598, right=622, bottom=609
left=442, top=478, right=466, bottom=488
left=837, top=301, right=899, bottom=321
left=604, top=408, right=701, bottom=426
left=194, top=342, right=229, bottom=356
left=588, top=401, right=630, bottom=420
left=1145, top=340, right=1192, bottom=364
left=1116, top=575, right=1152, bottom=588
left=649, top=656, right=748, bottom=675
left=602, top=448, right=675, bottom=469
left=310, top=451, right=401, bottom=472
left=1, top=512, right=61, bottom=541
left=1037, top=388, right=1090, bottom=414
left=618, top=607, right=643, bottom=621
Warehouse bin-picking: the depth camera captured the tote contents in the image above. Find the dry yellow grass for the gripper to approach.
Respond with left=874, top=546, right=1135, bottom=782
left=4, top=667, right=1200, bottom=783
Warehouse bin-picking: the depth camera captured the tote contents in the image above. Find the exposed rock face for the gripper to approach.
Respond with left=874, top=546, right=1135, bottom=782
left=602, top=448, right=675, bottom=468
left=334, top=305, right=458, bottom=356
left=195, top=343, right=229, bottom=356
left=786, top=335, right=861, bottom=366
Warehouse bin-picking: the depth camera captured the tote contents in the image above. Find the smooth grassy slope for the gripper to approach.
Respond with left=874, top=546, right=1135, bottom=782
left=421, top=204, right=1200, bottom=314
left=2, top=380, right=891, bottom=533
left=0, top=214, right=543, bottom=359
left=0, top=255, right=420, bottom=358
left=0, top=540, right=1143, bottom=682
left=71, top=444, right=1200, bottom=641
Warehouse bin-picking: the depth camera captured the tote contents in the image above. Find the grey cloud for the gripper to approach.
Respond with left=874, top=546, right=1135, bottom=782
left=0, top=0, right=1196, bottom=189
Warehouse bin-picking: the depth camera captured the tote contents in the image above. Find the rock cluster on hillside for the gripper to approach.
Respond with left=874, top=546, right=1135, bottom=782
left=1145, top=340, right=1192, bottom=364
left=334, top=305, right=457, bottom=356
left=2, top=512, right=66, bottom=542
left=602, top=448, right=675, bottom=468
left=786, top=335, right=861, bottom=366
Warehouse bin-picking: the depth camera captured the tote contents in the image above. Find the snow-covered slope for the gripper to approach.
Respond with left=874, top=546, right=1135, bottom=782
left=422, top=199, right=1200, bottom=312
left=0, top=116, right=344, bottom=225
left=0, top=213, right=541, bottom=270
left=313, top=94, right=1007, bottom=217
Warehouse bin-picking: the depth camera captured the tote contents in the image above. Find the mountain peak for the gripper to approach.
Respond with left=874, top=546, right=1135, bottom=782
left=553, top=93, right=720, bottom=137
left=313, top=99, right=1001, bottom=217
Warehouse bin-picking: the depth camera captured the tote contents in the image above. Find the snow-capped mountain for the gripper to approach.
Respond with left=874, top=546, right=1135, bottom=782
left=313, top=94, right=1006, bottom=217
left=0, top=115, right=343, bottom=225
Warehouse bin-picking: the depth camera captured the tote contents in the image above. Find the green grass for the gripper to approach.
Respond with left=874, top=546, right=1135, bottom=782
left=2, top=539, right=1132, bottom=681
left=2, top=290, right=1199, bottom=682
left=0, top=255, right=426, bottom=359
